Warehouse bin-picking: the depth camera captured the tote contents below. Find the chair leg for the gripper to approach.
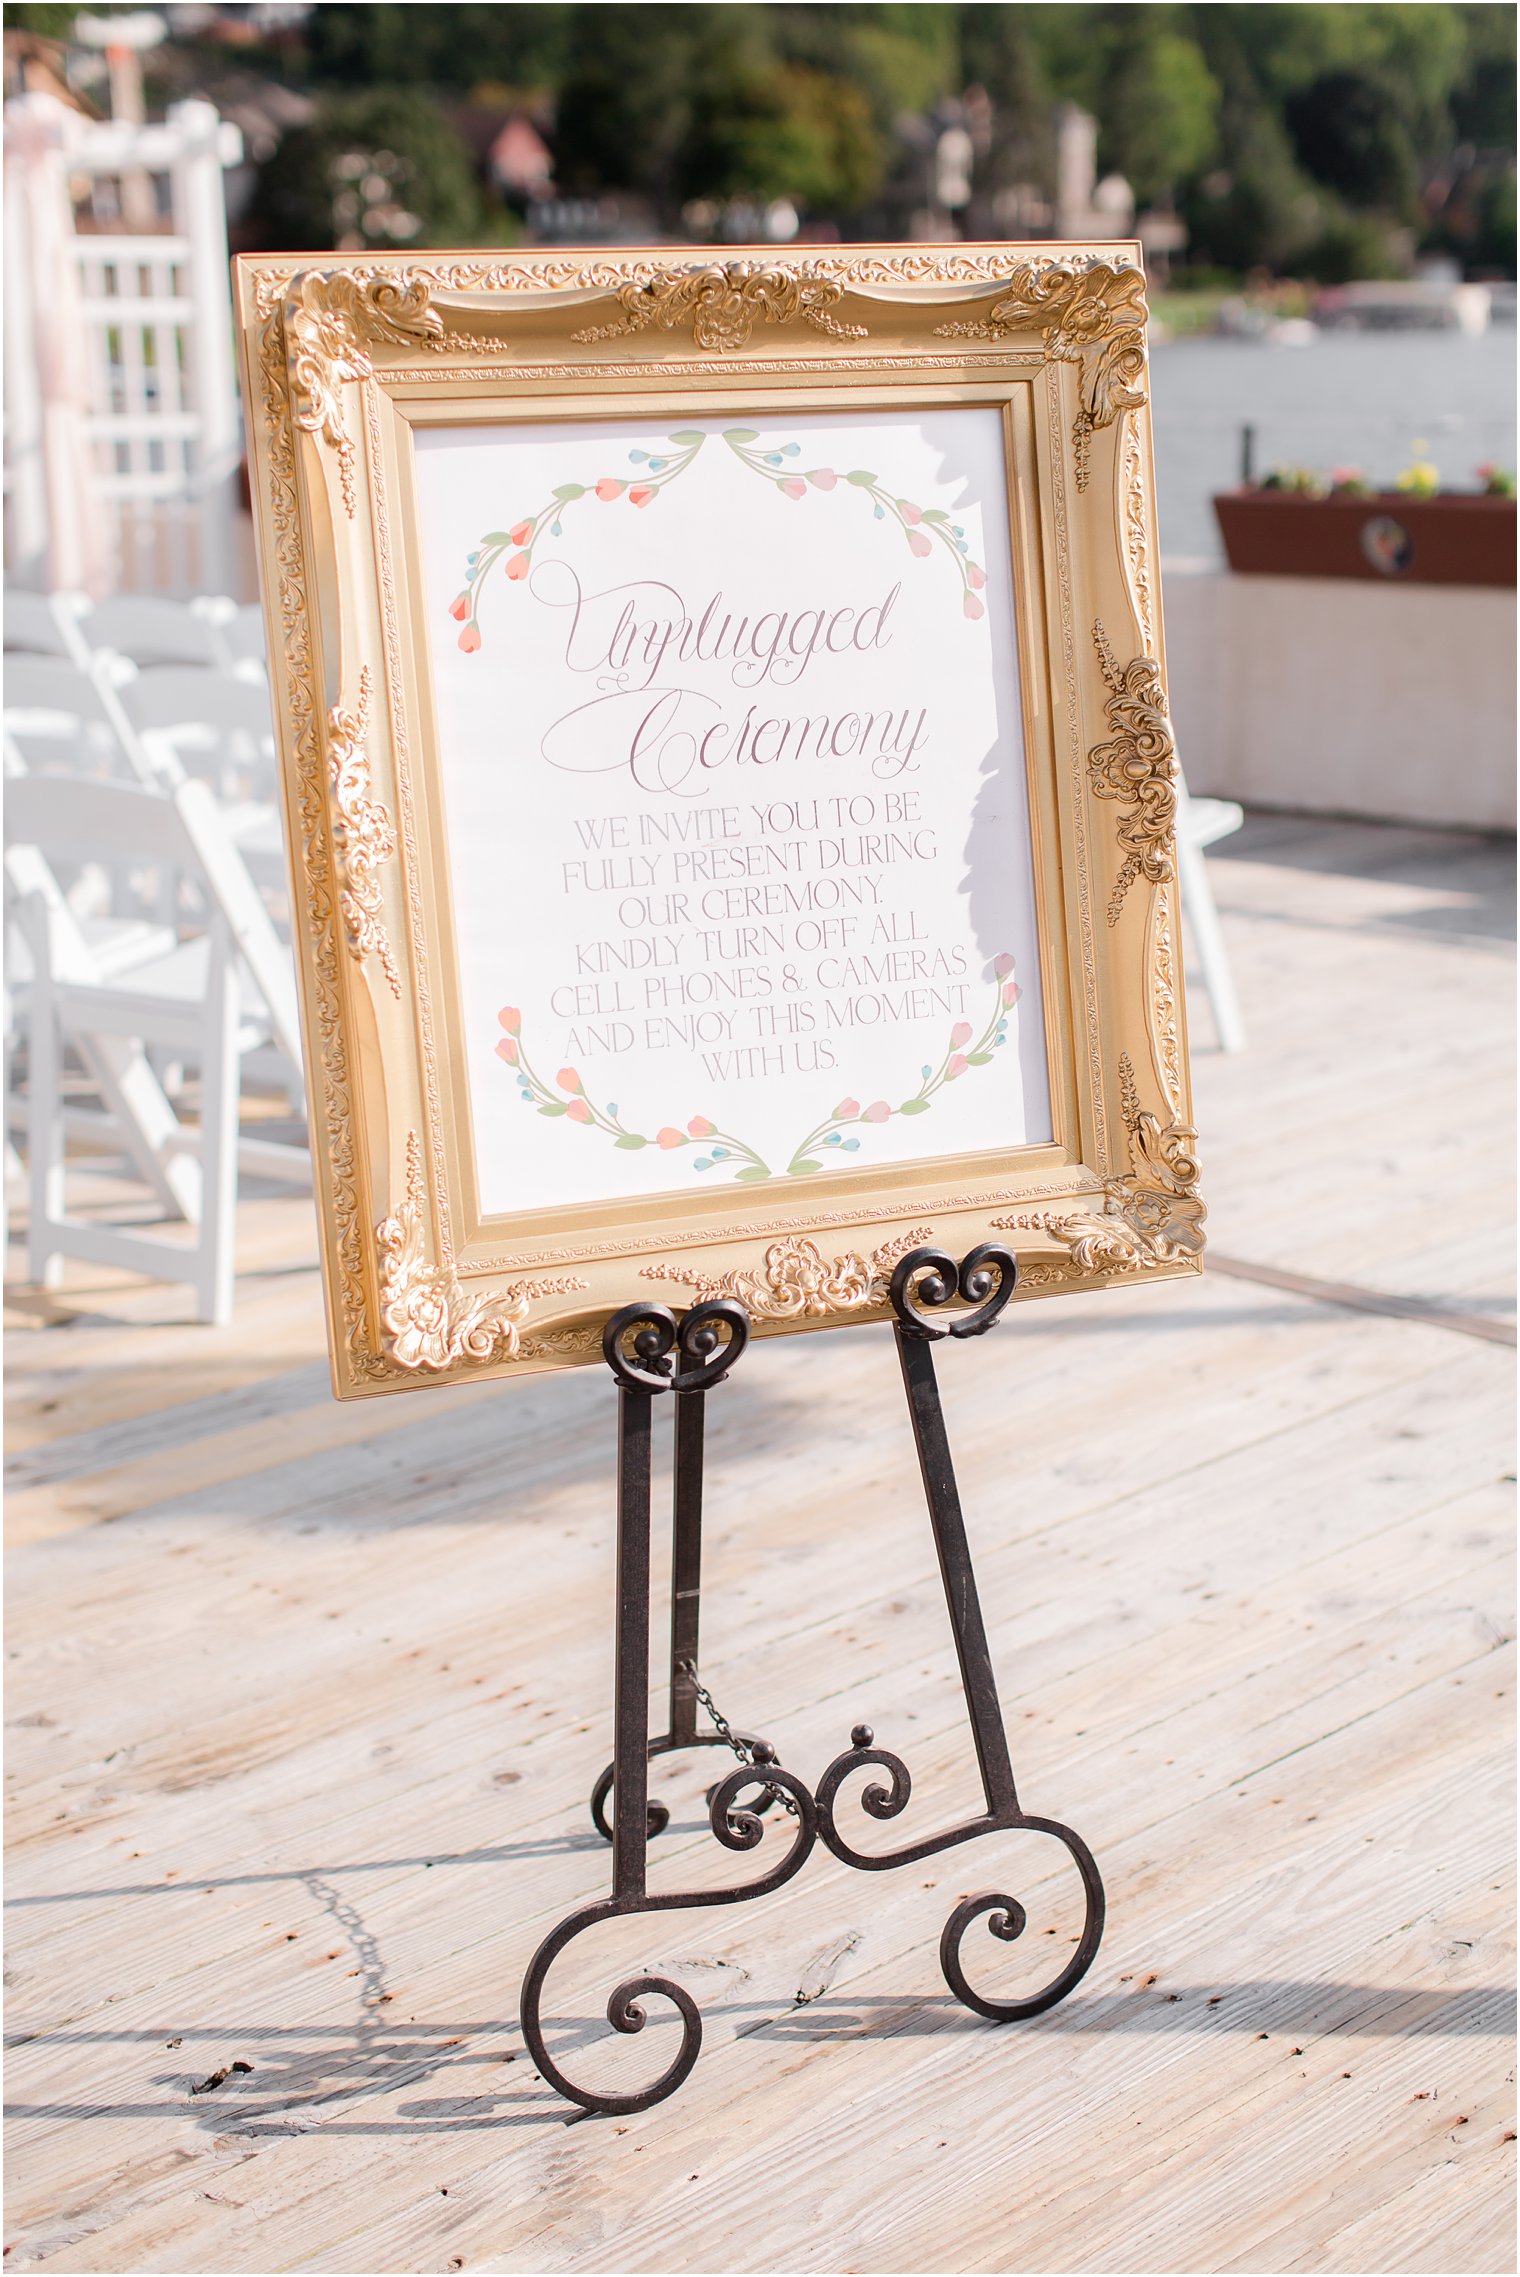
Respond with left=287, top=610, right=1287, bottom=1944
left=24, top=905, right=66, bottom=1290
left=1176, top=829, right=1247, bottom=1054
left=196, top=927, right=241, bottom=1326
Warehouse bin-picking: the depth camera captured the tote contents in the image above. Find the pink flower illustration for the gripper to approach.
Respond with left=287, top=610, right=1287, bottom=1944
left=967, top=562, right=986, bottom=590
left=566, top=1098, right=592, bottom=1123
left=808, top=468, right=837, bottom=489
left=907, top=529, right=933, bottom=558
left=780, top=478, right=808, bottom=500
left=950, top=1021, right=972, bottom=1049
left=993, top=953, right=1015, bottom=978
left=899, top=500, right=923, bottom=524
left=557, top=1066, right=583, bottom=1095
left=448, top=593, right=469, bottom=621
left=595, top=478, right=625, bottom=501
left=687, top=1115, right=715, bottom=1138
left=833, top=1096, right=860, bottom=1119
left=945, top=1054, right=969, bottom=1080
left=458, top=624, right=481, bottom=653
left=506, top=552, right=531, bottom=581
left=1003, top=980, right=1021, bottom=1006
left=629, top=485, right=655, bottom=507
left=509, top=519, right=533, bottom=545
left=498, top=1006, right=522, bottom=1033
left=657, top=1126, right=686, bottom=1150
left=495, top=1037, right=519, bottom=1064
left=963, top=594, right=985, bottom=621
left=862, top=1099, right=891, bottom=1124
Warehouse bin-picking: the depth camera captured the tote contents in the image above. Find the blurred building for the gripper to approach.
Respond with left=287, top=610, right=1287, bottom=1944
left=450, top=102, right=555, bottom=207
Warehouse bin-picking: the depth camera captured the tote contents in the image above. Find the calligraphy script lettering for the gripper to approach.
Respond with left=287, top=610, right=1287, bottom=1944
left=529, top=563, right=930, bottom=796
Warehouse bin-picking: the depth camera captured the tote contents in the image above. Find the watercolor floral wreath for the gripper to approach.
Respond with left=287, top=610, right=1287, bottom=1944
left=455, top=425, right=1009, bottom=1185
left=493, top=956, right=1021, bottom=1184
left=447, top=425, right=987, bottom=646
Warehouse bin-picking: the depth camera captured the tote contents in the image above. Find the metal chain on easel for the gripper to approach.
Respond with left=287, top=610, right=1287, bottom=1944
left=680, top=1658, right=799, bottom=1818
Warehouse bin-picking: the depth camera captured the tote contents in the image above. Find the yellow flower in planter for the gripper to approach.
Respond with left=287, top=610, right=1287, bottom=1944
left=1396, top=441, right=1441, bottom=499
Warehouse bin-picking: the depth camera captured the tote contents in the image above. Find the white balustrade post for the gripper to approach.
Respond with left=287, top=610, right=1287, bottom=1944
left=3, top=109, right=47, bottom=585
left=3, top=93, right=112, bottom=594
left=170, top=99, right=243, bottom=596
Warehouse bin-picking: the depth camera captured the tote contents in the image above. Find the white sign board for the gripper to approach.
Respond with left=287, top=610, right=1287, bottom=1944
left=414, top=408, right=1052, bottom=1217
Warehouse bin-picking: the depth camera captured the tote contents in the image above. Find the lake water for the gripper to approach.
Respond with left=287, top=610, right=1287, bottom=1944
left=1149, top=329, right=1517, bottom=562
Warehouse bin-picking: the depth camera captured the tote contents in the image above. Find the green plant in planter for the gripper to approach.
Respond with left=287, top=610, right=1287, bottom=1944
left=1477, top=463, right=1517, bottom=499
left=1329, top=466, right=1371, bottom=497
left=1258, top=464, right=1326, bottom=497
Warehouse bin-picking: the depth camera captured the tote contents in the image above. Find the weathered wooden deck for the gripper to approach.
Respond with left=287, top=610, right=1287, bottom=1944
left=6, top=815, right=1515, bottom=2275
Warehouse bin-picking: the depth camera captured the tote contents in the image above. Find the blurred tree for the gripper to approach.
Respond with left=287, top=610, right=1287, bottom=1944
left=961, top=8, right=1056, bottom=198
left=1099, top=16, right=1221, bottom=203
left=1286, top=68, right=1419, bottom=214
left=552, top=3, right=710, bottom=216
left=303, top=4, right=574, bottom=90
left=841, top=4, right=959, bottom=120
left=5, top=3, right=80, bottom=36
left=1297, top=206, right=1403, bottom=280
left=1010, top=0, right=1109, bottom=114
left=1182, top=108, right=1326, bottom=275
left=1476, top=166, right=1518, bottom=271
left=689, top=64, right=883, bottom=211
left=245, top=86, right=487, bottom=249
left=1451, top=1, right=1519, bottom=148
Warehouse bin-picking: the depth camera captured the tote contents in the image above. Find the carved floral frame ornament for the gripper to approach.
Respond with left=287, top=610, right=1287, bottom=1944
left=234, top=242, right=1202, bottom=1397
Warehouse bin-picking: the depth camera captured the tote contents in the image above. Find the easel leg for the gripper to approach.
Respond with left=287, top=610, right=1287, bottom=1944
left=814, top=1245, right=1106, bottom=2020
left=896, top=1325, right=1020, bottom=1824
left=589, top=1334, right=775, bottom=1843
left=668, top=1385, right=703, bottom=1749
left=609, top=1381, right=652, bottom=1907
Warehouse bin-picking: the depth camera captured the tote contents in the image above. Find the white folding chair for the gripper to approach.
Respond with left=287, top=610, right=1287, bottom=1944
left=115, top=663, right=280, bottom=806
left=6, top=833, right=202, bottom=1224
left=218, top=603, right=268, bottom=674
left=113, top=666, right=288, bottom=900
left=1176, top=776, right=1246, bottom=1054
left=4, top=589, right=95, bottom=669
left=6, top=774, right=308, bottom=1323
left=2, top=651, right=162, bottom=785
left=82, top=592, right=227, bottom=671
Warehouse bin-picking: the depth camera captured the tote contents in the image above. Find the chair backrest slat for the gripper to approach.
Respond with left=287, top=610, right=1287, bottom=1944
left=4, top=770, right=197, bottom=866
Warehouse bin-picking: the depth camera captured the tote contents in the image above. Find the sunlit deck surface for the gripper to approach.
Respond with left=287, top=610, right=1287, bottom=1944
left=6, top=814, right=1515, bottom=2276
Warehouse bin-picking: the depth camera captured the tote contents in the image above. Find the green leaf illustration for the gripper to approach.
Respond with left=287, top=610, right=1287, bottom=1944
left=481, top=530, right=511, bottom=542
left=614, top=1133, right=647, bottom=1149
left=790, top=1157, right=823, bottom=1174
left=968, top=1052, right=994, bottom=1065
left=735, top=1165, right=771, bottom=1182
left=668, top=430, right=704, bottom=445
left=922, top=508, right=950, bottom=524
left=537, top=1103, right=568, bottom=1116
left=552, top=483, right=584, bottom=501
left=724, top=427, right=759, bottom=442
left=898, top=1098, right=930, bottom=1115
left=845, top=469, right=876, bottom=486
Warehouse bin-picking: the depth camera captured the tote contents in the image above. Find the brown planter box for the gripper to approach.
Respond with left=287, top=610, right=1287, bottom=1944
left=1213, top=489, right=1517, bottom=588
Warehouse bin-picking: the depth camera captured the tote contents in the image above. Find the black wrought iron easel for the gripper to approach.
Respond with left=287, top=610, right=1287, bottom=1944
left=519, top=1245, right=1105, bottom=2116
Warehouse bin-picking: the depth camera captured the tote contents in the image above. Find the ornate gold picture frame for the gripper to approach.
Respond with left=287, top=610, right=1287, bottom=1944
left=234, top=245, right=1202, bottom=1399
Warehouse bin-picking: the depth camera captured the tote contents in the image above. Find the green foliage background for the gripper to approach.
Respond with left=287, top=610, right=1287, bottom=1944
left=10, top=0, right=1513, bottom=274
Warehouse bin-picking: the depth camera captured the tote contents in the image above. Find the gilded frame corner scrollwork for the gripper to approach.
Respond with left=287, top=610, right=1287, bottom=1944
left=935, top=255, right=1148, bottom=489
left=234, top=239, right=1200, bottom=1398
